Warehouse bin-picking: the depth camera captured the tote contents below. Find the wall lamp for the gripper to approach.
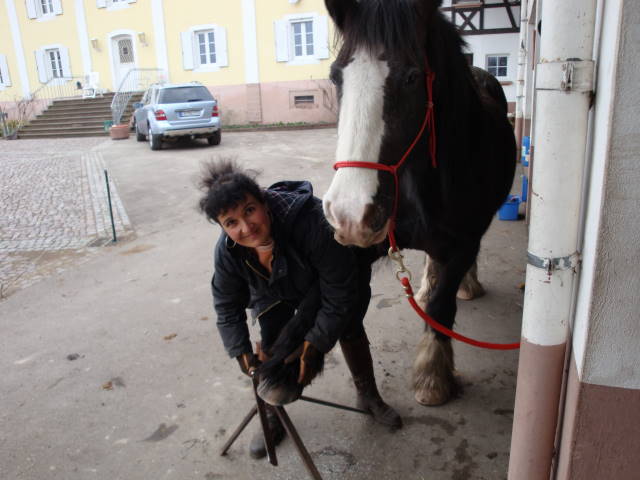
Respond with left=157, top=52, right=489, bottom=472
left=138, top=32, right=147, bottom=46
left=90, top=38, right=99, bottom=50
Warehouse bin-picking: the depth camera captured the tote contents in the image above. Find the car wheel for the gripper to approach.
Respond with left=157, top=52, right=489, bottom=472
left=135, top=122, right=145, bottom=142
left=208, top=130, right=221, bottom=146
left=149, top=127, right=162, bottom=151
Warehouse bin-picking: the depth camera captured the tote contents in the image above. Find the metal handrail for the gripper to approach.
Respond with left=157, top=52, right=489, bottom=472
left=110, top=68, right=165, bottom=125
left=1, top=75, right=85, bottom=138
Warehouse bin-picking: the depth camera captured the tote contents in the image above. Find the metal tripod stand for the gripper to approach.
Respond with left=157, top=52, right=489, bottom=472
left=220, top=374, right=369, bottom=480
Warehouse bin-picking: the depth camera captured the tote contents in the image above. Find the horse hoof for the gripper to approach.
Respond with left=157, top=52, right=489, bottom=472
left=456, top=283, right=485, bottom=301
left=414, top=388, right=451, bottom=406
left=257, top=380, right=302, bottom=406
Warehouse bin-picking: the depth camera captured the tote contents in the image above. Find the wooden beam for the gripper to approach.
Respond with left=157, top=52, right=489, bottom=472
left=503, top=0, right=518, bottom=29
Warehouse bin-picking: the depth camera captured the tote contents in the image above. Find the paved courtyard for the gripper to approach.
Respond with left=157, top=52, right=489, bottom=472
left=0, top=138, right=130, bottom=298
left=0, top=130, right=526, bottom=480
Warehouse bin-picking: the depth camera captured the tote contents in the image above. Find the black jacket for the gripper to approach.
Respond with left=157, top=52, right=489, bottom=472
left=211, top=181, right=360, bottom=358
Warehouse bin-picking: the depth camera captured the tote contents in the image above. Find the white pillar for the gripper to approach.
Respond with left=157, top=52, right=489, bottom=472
left=151, top=0, right=169, bottom=82
left=4, top=0, right=31, bottom=98
left=241, top=0, right=260, bottom=84
left=74, top=0, right=92, bottom=75
left=508, top=0, right=599, bottom=478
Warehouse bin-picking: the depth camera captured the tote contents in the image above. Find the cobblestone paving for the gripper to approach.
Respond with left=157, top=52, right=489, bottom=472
left=0, top=138, right=132, bottom=299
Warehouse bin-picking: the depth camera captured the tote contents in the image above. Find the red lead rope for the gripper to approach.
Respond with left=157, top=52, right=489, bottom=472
left=333, top=67, right=520, bottom=351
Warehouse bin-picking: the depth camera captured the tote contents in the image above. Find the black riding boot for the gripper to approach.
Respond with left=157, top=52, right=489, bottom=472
left=340, top=334, right=403, bottom=430
left=248, top=406, right=286, bottom=459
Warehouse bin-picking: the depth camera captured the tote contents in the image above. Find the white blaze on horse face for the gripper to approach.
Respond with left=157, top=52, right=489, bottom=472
left=323, top=49, right=390, bottom=246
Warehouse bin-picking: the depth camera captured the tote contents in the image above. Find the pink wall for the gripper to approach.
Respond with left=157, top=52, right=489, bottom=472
left=205, top=79, right=338, bottom=127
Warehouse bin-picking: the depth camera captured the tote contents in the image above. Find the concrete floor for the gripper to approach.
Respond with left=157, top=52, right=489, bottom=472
left=0, top=129, right=527, bottom=480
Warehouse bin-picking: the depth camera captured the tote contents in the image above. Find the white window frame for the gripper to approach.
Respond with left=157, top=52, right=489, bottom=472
left=25, top=0, right=62, bottom=21
left=180, top=24, right=228, bottom=73
left=195, top=29, right=217, bottom=67
left=96, top=0, right=137, bottom=11
left=34, top=44, right=71, bottom=84
left=274, top=13, right=329, bottom=66
left=486, top=54, right=509, bottom=79
left=46, top=48, right=64, bottom=79
left=291, top=19, right=315, bottom=59
left=0, top=54, right=10, bottom=89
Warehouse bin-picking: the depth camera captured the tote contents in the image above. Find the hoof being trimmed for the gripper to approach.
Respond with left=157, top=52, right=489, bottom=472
left=257, top=379, right=302, bottom=406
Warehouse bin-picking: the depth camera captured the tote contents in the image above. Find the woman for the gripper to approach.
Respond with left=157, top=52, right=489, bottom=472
left=199, top=160, right=401, bottom=459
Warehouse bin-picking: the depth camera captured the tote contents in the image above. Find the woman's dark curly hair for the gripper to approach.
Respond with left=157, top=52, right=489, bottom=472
left=198, top=158, right=265, bottom=223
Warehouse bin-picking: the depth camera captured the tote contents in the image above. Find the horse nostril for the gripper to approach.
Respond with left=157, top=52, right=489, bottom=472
left=362, top=203, right=387, bottom=232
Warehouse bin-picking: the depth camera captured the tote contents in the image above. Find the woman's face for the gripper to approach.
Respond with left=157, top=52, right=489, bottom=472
left=217, top=194, right=272, bottom=248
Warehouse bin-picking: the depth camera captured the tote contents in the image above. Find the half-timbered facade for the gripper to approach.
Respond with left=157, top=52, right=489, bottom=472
left=441, top=0, right=521, bottom=113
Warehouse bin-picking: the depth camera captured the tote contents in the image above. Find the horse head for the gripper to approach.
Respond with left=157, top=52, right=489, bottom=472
left=323, top=0, right=442, bottom=247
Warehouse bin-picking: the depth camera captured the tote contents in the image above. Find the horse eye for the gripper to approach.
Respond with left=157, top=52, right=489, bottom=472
left=406, top=69, right=420, bottom=85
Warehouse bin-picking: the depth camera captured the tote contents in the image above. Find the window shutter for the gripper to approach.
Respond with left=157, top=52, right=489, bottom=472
left=216, top=26, right=228, bottom=67
left=0, top=55, right=11, bottom=86
left=60, top=46, right=71, bottom=77
left=96, top=0, right=107, bottom=8
left=35, top=50, right=48, bottom=83
left=315, top=15, right=330, bottom=60
left=274, top=20, right=289, bottom=62
left=25, top=0, right=37, bottom=18
left=53, top=0, right=63, bottom=15
left=180, top=31, right=194, bottom=70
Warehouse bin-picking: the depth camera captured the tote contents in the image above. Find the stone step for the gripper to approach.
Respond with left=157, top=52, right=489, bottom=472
left=19, top=124, right=119, bottom=134
left=30, top=114, right=112, bottom=123
left=27, top=118, right=112, bottom=127
left=18, top=131, right=109, bottom=139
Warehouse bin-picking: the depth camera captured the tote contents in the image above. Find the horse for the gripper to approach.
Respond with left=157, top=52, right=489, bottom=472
left=257, top=0, right=515, bottom=408
left=319, top=0, right=516, bottom=406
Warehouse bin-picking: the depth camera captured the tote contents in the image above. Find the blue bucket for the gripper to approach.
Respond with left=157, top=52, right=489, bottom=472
left=521, top=175, right=528, bottom=202
left=498, top=195, right=521, bottom=221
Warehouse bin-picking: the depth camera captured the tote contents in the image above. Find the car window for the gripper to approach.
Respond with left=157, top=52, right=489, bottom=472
left=158, top=86, right=214, bottom=104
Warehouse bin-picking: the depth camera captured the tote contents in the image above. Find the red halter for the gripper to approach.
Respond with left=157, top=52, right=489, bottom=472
left=333, top=67, right=436, bottom=250
left=332, top=66, right=520, bottom=351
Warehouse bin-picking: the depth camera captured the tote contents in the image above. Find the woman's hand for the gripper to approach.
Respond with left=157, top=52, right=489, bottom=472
left=236, top=352, right=260, bottom=377
left=284, top=341, right=323, bottom=386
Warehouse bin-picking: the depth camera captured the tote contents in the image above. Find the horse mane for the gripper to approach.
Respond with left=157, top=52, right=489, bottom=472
left=340, top=0, right=425, bottom=65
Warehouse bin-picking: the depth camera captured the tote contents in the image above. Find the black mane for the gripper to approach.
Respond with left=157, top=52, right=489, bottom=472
left=340, top=0, right=425, bottom=65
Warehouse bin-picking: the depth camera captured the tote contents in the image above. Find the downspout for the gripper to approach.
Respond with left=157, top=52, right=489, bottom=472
left=508, top=0, right=598, bottom=479
left=514, top=0, right=528, bottom=153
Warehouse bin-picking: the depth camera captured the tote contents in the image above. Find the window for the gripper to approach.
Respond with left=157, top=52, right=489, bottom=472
left=96, top=0, right=137, bottom=9
left=196, top=30, right=216, bottom=66
left=275, top=14, right=329, bottom=65
left=35, top=45, right=70, bottom=83
left=180, top=25, right=228, bottom=72
left=294, top=95, right=314, bottom=106
left=487, top=55, right=508, bottom=78
left=40, top=0, right=54, bottom=14
left=158, top=86, right=213, bottom=104
left=292, top=21, right=314, bottom=58
left=26, top=0, right=62, bottom=19
left=46, top=49, right=63, bottom=78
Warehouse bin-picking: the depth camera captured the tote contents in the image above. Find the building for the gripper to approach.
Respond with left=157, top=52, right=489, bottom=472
left=442, top=0, right=521, bottom=112
left=0, top=0, right=338, bottom=126
left=1, top=0, right=523, bottom=127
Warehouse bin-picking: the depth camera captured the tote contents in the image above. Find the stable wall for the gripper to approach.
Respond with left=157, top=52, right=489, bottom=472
left=556, top=0, right=640, bottom=476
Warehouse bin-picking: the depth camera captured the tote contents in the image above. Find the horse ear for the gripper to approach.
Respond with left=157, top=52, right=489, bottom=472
left=325, top=0, right=357, bottom=31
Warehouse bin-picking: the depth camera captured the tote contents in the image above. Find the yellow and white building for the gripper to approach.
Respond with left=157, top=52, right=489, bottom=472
left=0, top=0, right=338, bottom=125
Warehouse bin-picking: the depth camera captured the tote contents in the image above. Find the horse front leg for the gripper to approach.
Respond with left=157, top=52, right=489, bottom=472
left=415, top=254, right=485, bottom=302
left=412, top=245, right=479, bottom=406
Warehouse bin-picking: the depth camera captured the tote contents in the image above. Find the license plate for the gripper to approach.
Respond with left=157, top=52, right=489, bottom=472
left=178, top=110, right=200, bottom=118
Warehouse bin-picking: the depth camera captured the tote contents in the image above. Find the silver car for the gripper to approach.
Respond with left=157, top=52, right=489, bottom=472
left=133, top=82, right=221, bottom=150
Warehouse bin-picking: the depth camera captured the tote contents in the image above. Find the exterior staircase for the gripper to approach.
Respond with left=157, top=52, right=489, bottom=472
left=18, top=92, right=143, bottom=139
